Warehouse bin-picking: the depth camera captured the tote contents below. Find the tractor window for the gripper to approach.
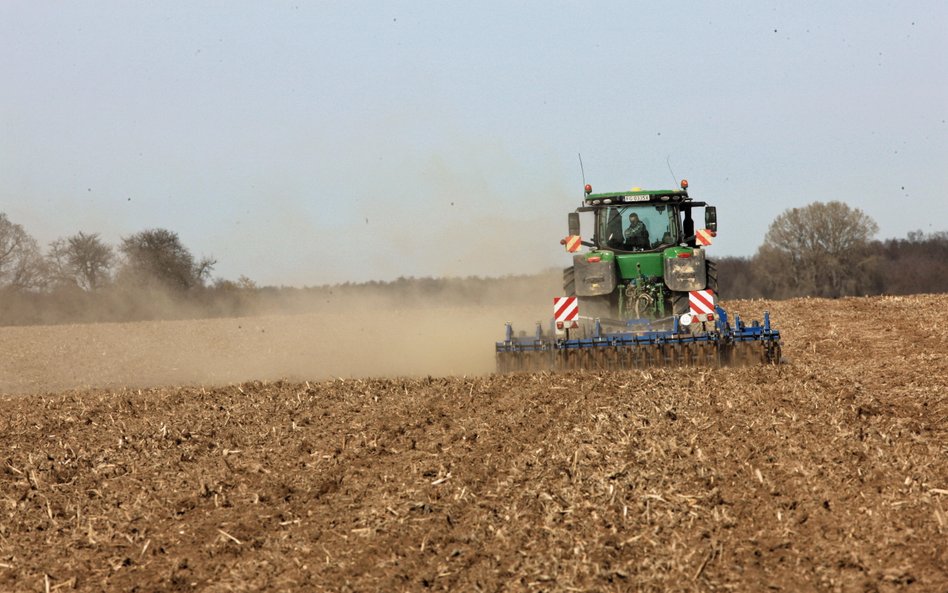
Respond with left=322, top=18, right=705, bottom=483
left=599, top=205, right=679, bottom=252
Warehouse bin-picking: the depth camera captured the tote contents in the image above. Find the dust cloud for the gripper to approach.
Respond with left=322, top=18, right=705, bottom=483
left=0, top=273, right=562, bottom=395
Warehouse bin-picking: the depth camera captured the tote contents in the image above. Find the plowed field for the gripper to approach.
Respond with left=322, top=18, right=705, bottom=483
left=1, top=295, right=946, bottom=592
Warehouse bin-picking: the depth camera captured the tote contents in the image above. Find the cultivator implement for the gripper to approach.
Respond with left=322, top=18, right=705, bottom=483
left=495, top=307, right=781, bottom=372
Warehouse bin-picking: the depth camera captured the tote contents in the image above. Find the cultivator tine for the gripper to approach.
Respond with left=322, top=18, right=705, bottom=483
left=689, top=343, right=703, bottom=366
left=584, top=348, right=598, bottom=370
left=750, top=342, right=765, bottom=365
left=725, top=343, right=741, bottom=366
left=686, top=343, right=699, bottom=366
left=727, top=343, right=740, bottom=366
left=633, top=346, right=647, bottom=368
left=568, top=349, right=581, bottom=371
left=704, top=343, right=722, bottom=367
left=601, top=347, right=615, bottom=370
left=622, top=347, right=636, bottom=369
left=553, top=348, right=570, bottom=371
left=673, top=344, right=687, bottom=367
left=731, top=342, right=758, bottom=366
left=596, top=349, right=607, bottom=370
left=650, top=344, right=664, bottom=367
left=737, top=343, right=751, bottom=366
left=766, top=342, right=782, bottom=364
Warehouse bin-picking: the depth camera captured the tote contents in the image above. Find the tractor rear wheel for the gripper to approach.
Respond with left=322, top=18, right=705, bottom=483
left=707, top=258, right=719, bottom=295
left=671, top=292, right=690, bottom=316
left=580, top=294, right=614, bottom=319
left=564, top=266, right=615, bottom=321
left=563, top=266, right=576, bottom=296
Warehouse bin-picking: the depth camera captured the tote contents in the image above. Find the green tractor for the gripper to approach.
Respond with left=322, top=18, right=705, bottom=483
left=496, top=178, right=781, bottom=370
left=563, top=180, right=718, bottom=326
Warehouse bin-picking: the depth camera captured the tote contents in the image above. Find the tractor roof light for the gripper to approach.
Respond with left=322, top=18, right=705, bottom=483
left=584, top=184, right=592, bottom=194
left=680, top=179, right=689, bottom=189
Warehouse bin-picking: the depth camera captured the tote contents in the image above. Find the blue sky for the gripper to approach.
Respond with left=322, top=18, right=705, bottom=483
left=2, top=2, right=946, bottom=285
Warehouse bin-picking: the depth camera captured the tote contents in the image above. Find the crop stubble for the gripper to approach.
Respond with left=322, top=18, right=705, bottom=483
left=0, top=295, right=946, bottom=592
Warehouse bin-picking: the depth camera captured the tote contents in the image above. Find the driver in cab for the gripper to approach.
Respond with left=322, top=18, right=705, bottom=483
left=623, top=213, right=650, bottom=250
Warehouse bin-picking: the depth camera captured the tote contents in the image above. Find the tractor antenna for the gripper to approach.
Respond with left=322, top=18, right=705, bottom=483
left=578, top=153, right=586, bottom=189
left=666, top=155, right=677, bottom=187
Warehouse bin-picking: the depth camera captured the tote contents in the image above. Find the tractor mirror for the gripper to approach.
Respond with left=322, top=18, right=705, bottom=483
left=705, top=207, right=717, bottom=232
left=568, top=212, right=580, bottom=236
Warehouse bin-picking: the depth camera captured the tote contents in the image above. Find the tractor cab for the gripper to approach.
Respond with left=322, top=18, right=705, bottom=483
left=564, top=181, right=718, bottom=321
left=572, top=181, right=716, bottom=252
left=597, top=203, right=681, bottom=252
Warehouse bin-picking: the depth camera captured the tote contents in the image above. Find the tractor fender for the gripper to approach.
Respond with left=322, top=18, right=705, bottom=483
left=664, top=248, right=708, bottom=292
left=572, top=254, right=617, bottom=297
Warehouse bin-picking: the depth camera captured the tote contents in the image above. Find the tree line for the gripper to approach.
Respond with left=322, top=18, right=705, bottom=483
left=0, top=201, right=946, bottom=326
left=715, top=201, right=948, bottom=299
left=0, top=216, right=259, bottom=325
left=0, top=215, right=221, bottom=293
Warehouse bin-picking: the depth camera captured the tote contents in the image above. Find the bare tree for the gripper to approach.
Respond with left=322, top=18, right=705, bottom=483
left=46, top=232, right=114, bottom=291
left=0, top=213, right=45, bottom=290
left=118, top=228, right=214, bottom=291
left=754, top=201, right=879, bottom=298
left=195, top=256, right=216, bottom=284
left=236, top=275, right=257, bottom=290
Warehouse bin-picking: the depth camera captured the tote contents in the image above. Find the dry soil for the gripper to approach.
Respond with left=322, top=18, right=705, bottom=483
left=0, top=295, right=946, bottom=592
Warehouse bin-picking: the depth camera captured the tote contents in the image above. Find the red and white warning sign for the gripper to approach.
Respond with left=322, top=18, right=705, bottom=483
left=689, top=289, right=716, bottom=320
left=563, top=235, right=582, bottom=253
left=554, top=296, right=579, bottom=325
left=696, top=229, right=715, bottom=246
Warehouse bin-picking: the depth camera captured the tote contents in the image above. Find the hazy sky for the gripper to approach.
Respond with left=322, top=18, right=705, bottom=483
left=2, top=2, right=946, bottom=285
